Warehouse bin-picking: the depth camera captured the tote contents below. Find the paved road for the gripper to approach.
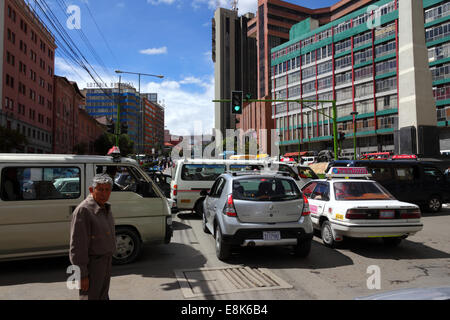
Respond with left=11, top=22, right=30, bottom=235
left=0, top=206, right=449, bottom=300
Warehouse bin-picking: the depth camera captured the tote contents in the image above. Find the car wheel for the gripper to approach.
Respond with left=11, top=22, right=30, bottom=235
left=382, top=237, right=402, bottom=247
left=215, top=225, right=231, bottom=261
left=427, top=196, right=442, bottom=213
left=321, top=221, right=336, bottom=248
left=294, top=239, right=311, bottom=257
left=113, top=228, right=142, bottom=265
left=202, top=211, right=210, bottom=234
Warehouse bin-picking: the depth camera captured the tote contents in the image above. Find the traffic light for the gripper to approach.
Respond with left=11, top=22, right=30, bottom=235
left=121, top=122, right=128, bottom=135
left=107, top=122, right=115, bottom=134
left=231, top=91, right=243, bottom=114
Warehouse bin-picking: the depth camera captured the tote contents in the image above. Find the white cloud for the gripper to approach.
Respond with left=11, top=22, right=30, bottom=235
left=143, top=77, right=215, bottom=136
left=192, top=0, right=257, bottom=14
left=147, top=0, right=176, bottom=5
left=55, top=56, right=214, bottom=136
left=139, top=46, right=168, bottom=55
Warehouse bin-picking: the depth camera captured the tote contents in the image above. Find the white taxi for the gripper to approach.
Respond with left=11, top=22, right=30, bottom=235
left=301, top=167, right=423, bottom=247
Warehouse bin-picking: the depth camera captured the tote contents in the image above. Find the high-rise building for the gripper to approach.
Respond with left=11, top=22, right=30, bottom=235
left=270, top=0, right=450, bottom=156
left=142, top=97, right=164, bottom=155
left=1, top=0, right=56, bottom=153
left=212, top=8, right=257, bottom=134
left=82, top=83, right=140, bottom=150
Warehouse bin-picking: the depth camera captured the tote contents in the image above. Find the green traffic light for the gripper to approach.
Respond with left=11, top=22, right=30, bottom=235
left=234, top=106, right=241, bottom=111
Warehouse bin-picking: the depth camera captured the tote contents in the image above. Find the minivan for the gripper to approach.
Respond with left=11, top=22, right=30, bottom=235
left=170, top=159, right=316, bottom=214
left=326, top=160, right=450, bottom=212
left=0, top=154, right=173, bottom=264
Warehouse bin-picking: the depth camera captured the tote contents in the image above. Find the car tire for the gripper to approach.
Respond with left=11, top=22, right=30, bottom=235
left=113, top=228, right=142, bottom=265
left=382, top=237, right=402, bottom=247
left=202, top=211, right=210, bottom=234
left=427, top=195, right=442, bottom=213
left=194, top=199, right=204, bottom=216
left=294, top=239, right=311, bottom=257
left=215, top=225, right=231, bottom=261
left=321, top=221, right=336, bottom=248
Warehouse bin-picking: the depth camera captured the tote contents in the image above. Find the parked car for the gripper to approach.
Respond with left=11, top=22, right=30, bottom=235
left=0, top=154, right=173, bottom=265
left=201, top=171, right=313, bottom=261
left=326, top=160, right=450, bottom=212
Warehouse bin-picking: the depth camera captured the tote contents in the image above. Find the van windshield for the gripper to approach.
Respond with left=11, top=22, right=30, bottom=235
left=334, top=181, right=395, bottom=201
left=233, top=178, right=301, bottom=202
left=181, top=164, right=226, bottom=181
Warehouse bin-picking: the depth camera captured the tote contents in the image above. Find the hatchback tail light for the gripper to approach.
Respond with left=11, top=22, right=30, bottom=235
left=224, top=194, right=237, bottom=217
left=345, top=209, right=367, bottom=219
left=400, top=208, right=421, bottom=219
left=301, top=195, right=310, bottom=216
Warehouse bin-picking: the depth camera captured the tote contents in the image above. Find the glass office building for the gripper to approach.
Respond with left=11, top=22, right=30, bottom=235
left=271, top=0, right=450, bottom=156
left=84, top=84, right=140, bottom=148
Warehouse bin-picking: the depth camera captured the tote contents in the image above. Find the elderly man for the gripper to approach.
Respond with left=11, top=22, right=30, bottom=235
left=69, top=174, right=116, bottom=300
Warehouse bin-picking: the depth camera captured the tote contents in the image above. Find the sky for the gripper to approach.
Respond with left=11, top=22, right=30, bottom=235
left=42, top=0, right=337, bottom=136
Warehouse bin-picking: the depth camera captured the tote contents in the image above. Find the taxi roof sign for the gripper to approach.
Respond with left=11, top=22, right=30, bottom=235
left=326, top=167, right=371, bottom=179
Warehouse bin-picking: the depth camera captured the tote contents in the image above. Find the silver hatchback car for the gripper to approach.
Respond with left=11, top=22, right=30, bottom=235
left=201, top=172, right=313, bottom=260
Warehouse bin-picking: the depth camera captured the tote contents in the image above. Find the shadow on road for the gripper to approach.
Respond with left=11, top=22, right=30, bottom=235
left=342, top=237, right=450, bottom=260
left=0, top=243, right=207, bottom=288
left=223, top=239, right=354, bottom=270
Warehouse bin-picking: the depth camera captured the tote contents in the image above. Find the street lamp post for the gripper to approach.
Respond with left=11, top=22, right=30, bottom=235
left=350, top=111, right=359, bottom=160
left=297, top=127, right=301, bottom=163
left=278, top=132, right=283, bottom=161
left=115, top=70, right=164, bottom=155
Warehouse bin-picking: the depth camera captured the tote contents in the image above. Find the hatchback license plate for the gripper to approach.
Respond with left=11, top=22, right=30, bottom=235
left=263, top=231, right=281, bottom=241
left=380, top=210, right=395, bottom=219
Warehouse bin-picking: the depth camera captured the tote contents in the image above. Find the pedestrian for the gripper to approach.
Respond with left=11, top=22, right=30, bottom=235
left=69, top=174, right=116, bottom=300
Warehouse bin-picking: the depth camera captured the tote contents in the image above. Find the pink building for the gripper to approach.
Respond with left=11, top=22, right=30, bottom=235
left=1, top=0, right=56, bottom=153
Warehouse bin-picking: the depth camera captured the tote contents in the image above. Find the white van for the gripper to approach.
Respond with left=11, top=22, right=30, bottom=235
left=0, top=154, right=172, bottom=265
left=170, top=158, right=316, bottom=214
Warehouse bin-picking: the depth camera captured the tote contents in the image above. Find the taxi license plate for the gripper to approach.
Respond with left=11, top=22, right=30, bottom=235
left=379, top=210, right=395, bottom=219
left=263, top=231, right=281, bottom=241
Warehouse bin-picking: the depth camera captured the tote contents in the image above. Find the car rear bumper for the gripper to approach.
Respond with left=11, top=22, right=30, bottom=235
left=222, top=228, right=313, bottom=247
left=331, top=221, right=423, bottom=238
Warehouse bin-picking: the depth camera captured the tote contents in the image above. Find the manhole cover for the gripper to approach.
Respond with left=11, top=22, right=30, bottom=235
left=174, top=266, right=293, bottom=298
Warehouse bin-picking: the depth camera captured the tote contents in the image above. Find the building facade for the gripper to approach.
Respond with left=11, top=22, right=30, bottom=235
left=53, top=76, right=85, bottom=154
left=76, top=107, right=104, bottom=155
left=213, top=8, right=257, bottom=134
left=142, top=97, right=164, bottom=155
left=270, top=0, right=450, bottom=156
left=82, top=83, right=140, bottom=150
left=1, top=0, right=56, bottom=153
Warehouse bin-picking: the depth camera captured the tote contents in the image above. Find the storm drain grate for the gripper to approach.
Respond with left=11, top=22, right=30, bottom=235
left=174, top=266, right=293, bottom=298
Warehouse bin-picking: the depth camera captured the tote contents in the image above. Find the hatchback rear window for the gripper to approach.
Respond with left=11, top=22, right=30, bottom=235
left=233, top=178, right=301, bottom=201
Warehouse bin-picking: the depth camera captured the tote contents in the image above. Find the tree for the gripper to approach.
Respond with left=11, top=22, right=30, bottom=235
left=0, top=126, right=27, bottom=152
left=73, top=142, right=88, bottom=155
left=93, top=132, right=134, bottom=156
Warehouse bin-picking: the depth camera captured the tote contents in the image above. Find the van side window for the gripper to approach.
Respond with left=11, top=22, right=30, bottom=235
left=423, top=167, right=444, bottom=182
left=393, top=167, right=416, bottom=181
left=278, top=164, right=299, bottom=180
left=1, top=167, right=81, bottom=201
left=369, top=167, right=393, bottom=181
left=181, top=164, right=226, bottom=181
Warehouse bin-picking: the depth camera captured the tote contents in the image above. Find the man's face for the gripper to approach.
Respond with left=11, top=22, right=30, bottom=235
left=89, top=183, right=112, bottom=206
